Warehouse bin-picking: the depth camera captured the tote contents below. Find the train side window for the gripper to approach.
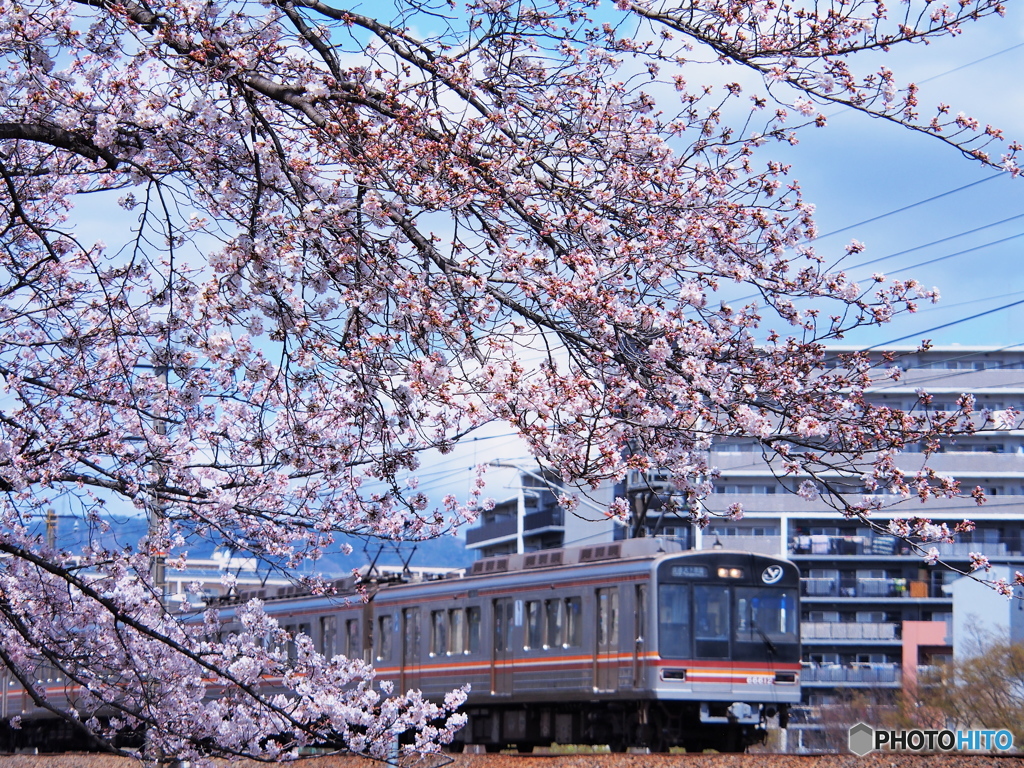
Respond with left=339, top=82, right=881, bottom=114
left=282, top=623, right=296, bottom=660
left=545, top=598, right=565, bottom=648
left=565, top=596, right=582, bottom=647
left=378, top=615, right=394, bottom=662
left=345, top=618, right=360, bottom=658
left=320, top=615, right=338, bottom=658
left=467, top=606, right=481, bottom=653
left=492, top=599, right=517, bottom=653
left=449, top=608, right=465, bottom=655
left=430, top=610, right=448, bottom=656
left=597, top=588, right=619, bottom=649
left=285, top=623, right=311, bottom=663
left=525, top=600, right=543, bottom=650
left=404, top=608, right=421, bottom=664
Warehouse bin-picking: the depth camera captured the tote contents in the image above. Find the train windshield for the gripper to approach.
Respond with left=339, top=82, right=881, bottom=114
left=734, top=588, right=798, bottom=661
left=658, top=583, right=799, bottom=661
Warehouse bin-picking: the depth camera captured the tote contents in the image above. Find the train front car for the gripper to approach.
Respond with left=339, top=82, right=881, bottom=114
left=651, top=550, right=801, bottom=752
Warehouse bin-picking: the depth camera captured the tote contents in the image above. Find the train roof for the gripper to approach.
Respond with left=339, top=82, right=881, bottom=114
left=467, top=537, right=686, bottom=577
left=217, top=538, right=797, bottom=607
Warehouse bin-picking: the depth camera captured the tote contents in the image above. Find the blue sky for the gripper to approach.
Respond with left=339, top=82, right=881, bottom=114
left=766, top=4, right=1024, bottom=349
left=407, top=5, right=1024, bottom=509
left=52, top=1, right=1024, bottom=529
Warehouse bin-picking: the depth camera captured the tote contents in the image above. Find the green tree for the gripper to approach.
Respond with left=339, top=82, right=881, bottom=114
left=921, top=637, right=1024, bottom=747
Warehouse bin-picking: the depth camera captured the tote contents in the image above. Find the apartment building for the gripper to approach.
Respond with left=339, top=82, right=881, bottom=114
left=465, top=466, right=630, bottom=557
left=700, top=345, right=1024, bottom=750
left=464, top=466, right=696, bottom=557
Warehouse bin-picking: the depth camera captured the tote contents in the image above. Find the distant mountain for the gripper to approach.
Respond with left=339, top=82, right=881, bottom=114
left=312, top=534, right=475, bottom=576
left=43, top=513, right=473, bottom=578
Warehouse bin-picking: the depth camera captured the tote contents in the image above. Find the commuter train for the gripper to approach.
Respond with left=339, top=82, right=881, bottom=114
left=0, top=538, right=801, bottom=753
left=244, top=538, right=801, bottom=752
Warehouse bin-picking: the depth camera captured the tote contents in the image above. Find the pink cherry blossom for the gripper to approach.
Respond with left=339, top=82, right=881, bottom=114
left=0, top=0, right=1018, bottom=758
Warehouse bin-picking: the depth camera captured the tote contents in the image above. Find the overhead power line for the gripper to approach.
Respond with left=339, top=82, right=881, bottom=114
left=815, top=175, right=1002, bottom=241
left=812, top=43, right=1024, bottom=242
left=868, top=297, right=1024, bottom=350
left=914, top=291, right=1024, bottom=315
left=845, top=213, right=1024, bottom=274
left=898, top=232, right=1024, bottom=275
left=916, top=42, right=1024, bottom=84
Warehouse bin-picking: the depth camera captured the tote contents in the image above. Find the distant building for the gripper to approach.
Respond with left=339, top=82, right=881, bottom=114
left=465, top=466, right=627, bottom=557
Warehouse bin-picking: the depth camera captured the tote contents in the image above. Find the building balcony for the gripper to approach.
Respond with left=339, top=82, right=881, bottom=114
left=522, top=507, right=564, bottom=532
left=801, top=662, right=902, bottom=686
left=874, top=365, right=1024, bottom=392
left=792, top=535, right=877, bottom=556
left=711, top=448, right=1024, bottom=475
left=801, top=621, right=900, bottom=641
left=700, top=534, right=783, bottom=555
left=466, top=507, right=567, bottom=548
left=932, top=541, right=1011, bottom=557
left=704, top=492, right=1024, bottom=517
left=465, top=516, right=518, bottom=547
left=801, top=577, right=939, bottom=598
left=791, top=535, right=1020, bottom=560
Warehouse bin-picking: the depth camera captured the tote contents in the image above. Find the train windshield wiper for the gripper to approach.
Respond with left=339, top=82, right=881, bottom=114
left=752, top=622, right=777, bottom=656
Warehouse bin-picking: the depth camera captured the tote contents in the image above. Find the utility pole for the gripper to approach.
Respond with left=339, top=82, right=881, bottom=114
left=149, top=365, right=168, bottom=603
left=45, top=508, right=56, bottom=550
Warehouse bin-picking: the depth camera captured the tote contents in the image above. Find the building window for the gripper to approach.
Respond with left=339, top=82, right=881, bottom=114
left=808, top=611, right=839, bottom=623
left=856, top=612, right=885, bottom=623
left=808, top=653, right=840, bottom=665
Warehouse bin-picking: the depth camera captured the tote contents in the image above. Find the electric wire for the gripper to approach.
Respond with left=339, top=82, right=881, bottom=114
left=891, top=232, right=1024, bottom=276
left=842, top=214, right=1024, bottom=274
left=866, top=297, right=1024, bottom=349
left=915, top=42, right=1024, bottom=84
left=913, top=290, right=1024, bottom=315
left=814, top=174, right=1003, bottom=241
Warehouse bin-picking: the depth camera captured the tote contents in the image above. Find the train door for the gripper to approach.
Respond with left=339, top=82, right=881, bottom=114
left=632, top=583, right=647, bottom=689
left=401, top=607, right=421, bottom=693
left=594, top=586, right=619, bottom=692
left=491, top=598, right=515, bottom=695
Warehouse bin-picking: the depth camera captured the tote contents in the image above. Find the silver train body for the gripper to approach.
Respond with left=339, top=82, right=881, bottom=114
left=251, top=539, right=801, bottom=752
left=0, top=539, right=801, bottom=753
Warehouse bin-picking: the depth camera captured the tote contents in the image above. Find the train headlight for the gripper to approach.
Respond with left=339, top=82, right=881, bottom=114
left=716, top=567, right=744, bottom=579
left=661, top=669, right=687, bottom=681
left=774, top=671, right=798, bottom=684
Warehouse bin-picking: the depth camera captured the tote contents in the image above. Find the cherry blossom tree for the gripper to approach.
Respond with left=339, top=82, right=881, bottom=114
left=0, top=0, right=1020, bottom=759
